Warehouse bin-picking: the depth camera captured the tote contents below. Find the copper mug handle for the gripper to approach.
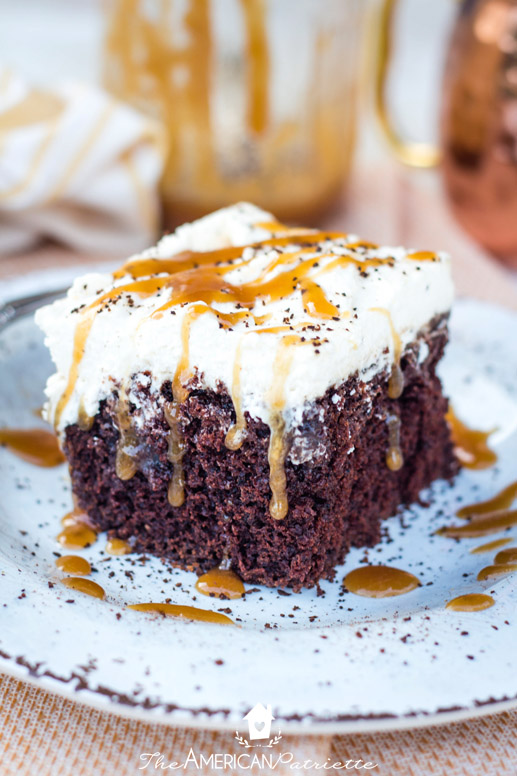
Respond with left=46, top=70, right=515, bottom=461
left=375, top=0, right=442, bottom=168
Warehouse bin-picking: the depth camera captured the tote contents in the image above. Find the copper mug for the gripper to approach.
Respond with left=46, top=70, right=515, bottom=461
left=378, top=0, right=517, bottom=266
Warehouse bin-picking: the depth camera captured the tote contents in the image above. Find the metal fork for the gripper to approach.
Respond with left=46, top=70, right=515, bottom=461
left=0, top=288, right=67, bottom=330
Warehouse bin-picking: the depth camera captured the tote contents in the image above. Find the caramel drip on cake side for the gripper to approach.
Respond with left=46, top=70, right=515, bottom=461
left=370, top=307, right=404, bottom=399
left=77, top=401, right=94, bottom=431
left=266, top=335, right=299, bottom=521
left=370, top=308, right=405, bottom=473
left=386, top=415, right=403, bottom=472
left=225, top=338, right=247, bottom=451
left=164, top=401, right=186, bottom=508
left=165, top=303, right=207, bottom=508
left=54, top=309, right=97, bottom=428
left=115, top=387, right=139, bottom=481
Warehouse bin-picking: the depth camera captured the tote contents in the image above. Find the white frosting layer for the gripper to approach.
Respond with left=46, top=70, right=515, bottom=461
left=36, top=202, right=454, bottom=435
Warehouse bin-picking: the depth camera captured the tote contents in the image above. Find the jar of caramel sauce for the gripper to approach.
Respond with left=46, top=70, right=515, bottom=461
left=103, top=0, right=367, bottom=226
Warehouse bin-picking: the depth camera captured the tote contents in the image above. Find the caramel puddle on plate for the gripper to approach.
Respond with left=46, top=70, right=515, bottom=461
left=57, top=510, right=97, bottom=549
left=470, top=537, right=512, bottom=555
left=195, top=567, right=245, bottom=600
left=0, top=428, right=65, bottom=467
left=446, top=593, right=495, bottom=612
left=457, top=481, right=517, bottom=519
left=446, top=408, right=497, bottom=470
left=494, top=547, right=517, bottom=564
left=128, top=603, right=234, bottom=625
left=477, top=563, right=517, bottom=582
left=57, top=523, right=97, bottom=550
left=61, top=577, right=105, bottom=600
left=436, top=509, right=517, bottom=539
left=343, top=566, right=420, bottom=598
left=55, top=555, right=91, bottom=576
left=105, top=538, right=131, bottom=556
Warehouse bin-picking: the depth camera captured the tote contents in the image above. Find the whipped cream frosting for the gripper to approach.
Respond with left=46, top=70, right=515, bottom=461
left=36, top=202, right=454, bottom=437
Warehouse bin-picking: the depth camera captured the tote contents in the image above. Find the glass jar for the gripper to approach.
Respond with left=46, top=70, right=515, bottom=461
left=104, top=0, right=367, bottom=225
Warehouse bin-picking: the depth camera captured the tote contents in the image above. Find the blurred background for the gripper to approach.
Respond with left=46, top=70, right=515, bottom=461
left=0, top=0, right=516, bottom=300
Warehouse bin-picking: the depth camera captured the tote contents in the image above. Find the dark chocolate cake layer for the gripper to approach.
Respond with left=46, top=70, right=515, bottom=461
left=64, top=317, right=457, bottom=590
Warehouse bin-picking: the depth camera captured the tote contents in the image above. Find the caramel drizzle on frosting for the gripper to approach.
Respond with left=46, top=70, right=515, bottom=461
left=54, top=227, right=422, bottom=521
left=407, top=250, right=438, bottom=262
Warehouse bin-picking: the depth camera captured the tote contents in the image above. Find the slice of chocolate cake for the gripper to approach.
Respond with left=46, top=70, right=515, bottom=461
left=36, top=203, right=457, bottom=590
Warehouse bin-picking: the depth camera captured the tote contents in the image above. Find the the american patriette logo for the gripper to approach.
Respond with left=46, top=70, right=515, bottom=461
left=235, top=703, right=283, bottom=748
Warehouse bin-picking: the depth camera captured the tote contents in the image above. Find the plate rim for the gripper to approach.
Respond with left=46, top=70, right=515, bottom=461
left=1, top=653, right=517, bottom=735
left=1, top=268, right=517, bottom=734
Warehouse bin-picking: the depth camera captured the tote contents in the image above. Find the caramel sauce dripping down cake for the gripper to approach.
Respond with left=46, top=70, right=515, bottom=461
left=35, top=203, right=457, bottom=590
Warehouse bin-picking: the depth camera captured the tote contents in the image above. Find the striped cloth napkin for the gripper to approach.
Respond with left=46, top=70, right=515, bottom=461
left=0, top=67, right=165, bottom=256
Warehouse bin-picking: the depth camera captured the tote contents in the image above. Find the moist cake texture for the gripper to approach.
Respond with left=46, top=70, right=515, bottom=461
left=36, top=203, right=457, bottom=589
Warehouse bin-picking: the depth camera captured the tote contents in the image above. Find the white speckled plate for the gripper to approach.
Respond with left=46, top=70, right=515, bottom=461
left=1, top=268, right=517, bottom=734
